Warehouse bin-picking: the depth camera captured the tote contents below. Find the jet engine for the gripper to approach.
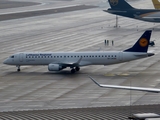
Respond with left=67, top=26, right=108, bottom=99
left=48, top=64, right=63, bottom=71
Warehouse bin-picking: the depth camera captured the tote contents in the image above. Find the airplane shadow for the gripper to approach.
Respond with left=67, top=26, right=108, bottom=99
left=4, top=70, right=86, bottom=77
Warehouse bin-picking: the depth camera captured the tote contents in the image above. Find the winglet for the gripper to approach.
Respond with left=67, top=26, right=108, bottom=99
left=77, top=57, right=82, bottom=64
left=73, top=57, right=82, bottom=66
left=88, top=76, right=102, bottom=87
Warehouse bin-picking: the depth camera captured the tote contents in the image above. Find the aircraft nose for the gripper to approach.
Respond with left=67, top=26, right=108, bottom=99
left=3, top=59, right=9, bottom=64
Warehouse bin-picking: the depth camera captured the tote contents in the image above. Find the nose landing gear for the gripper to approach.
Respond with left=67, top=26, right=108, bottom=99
left=16, top=65, right=20, bottom=72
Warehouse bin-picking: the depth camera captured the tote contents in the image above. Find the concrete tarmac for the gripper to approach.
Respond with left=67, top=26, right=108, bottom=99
left=0, top=0, right=160, bottom=112
left=0, top=104, right=160, bottom=120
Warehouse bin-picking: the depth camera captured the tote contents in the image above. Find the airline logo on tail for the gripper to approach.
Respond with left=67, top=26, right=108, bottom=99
left=124, top=30, right=151, bottom=52
left=139, top=38, right=148, bottom=47
left=110, top=0, right=119, bottom=6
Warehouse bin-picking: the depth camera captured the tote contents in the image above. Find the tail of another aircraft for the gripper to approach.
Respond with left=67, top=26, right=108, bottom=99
left=124, top=30, right=152, bottom=52
left=152, top=0, right=160, bottom=9
left=108, top=0, right=134, bottom=9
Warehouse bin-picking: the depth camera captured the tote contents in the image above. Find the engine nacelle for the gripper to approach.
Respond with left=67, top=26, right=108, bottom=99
left=48, top=64, right=62, bottom=71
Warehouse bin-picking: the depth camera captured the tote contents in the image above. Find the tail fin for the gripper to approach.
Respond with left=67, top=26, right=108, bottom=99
left=108, top=0, right=134, bottom=9
left=124, top=30, right=152, bottom=52
left=152, top=0, right=160, bottom=9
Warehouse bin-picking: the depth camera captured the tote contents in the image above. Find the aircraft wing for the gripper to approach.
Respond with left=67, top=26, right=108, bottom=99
left=89, top=76, right=160, bottom=93
left=57, top=57, right=82, bottom=67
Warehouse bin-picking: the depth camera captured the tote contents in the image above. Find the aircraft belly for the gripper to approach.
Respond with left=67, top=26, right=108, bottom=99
left=79, top=61, right=92, bottom=66
left=79, top=58, right=119, bottom=66
left=141, top=12, right=160, bottom=22
left=104, top=59, right=120, bottom=65
left=147, top=12, right=160, bottom=17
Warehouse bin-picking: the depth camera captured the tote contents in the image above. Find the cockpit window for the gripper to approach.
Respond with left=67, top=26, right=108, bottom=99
left=10, top=55, right=14, bottom=58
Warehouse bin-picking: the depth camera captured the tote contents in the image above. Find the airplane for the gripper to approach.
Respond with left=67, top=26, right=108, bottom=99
left=152, top=0, right=160, bottom=9
left=104, top=0, right=160, bottom=22
left=3, top=30, right=154, bottom=73
left=89, top=76, right=160, bottom=93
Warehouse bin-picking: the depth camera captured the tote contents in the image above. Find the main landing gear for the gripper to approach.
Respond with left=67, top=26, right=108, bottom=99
left=16, top=65, right=20, bottom=72
left=71, top=67, right=80, bottom=73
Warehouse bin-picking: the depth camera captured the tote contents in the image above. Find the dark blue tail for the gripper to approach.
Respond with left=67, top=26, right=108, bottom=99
left=124, top=30, right=152, bottom=52
left=108, top=0, right=134, bottom=9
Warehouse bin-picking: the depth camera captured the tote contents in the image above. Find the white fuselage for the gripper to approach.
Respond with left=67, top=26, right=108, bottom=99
left=4, top=51, right=148, bottom=66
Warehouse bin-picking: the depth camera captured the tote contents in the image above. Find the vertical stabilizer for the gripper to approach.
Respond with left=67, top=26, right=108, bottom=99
left=108, top=0, right=134, bottom=9
left=124, top=30, right=152, bottom=52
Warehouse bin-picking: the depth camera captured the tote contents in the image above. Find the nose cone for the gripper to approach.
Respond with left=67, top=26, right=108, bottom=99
left=3, top=59, right=9, bottom=64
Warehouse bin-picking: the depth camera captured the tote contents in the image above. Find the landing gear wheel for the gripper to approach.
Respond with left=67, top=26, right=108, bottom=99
left=75, top=67, right=80, bottom=71
left=71, top=69, right=76, bottom=73
left=17, top=65, right=20, bottom=72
